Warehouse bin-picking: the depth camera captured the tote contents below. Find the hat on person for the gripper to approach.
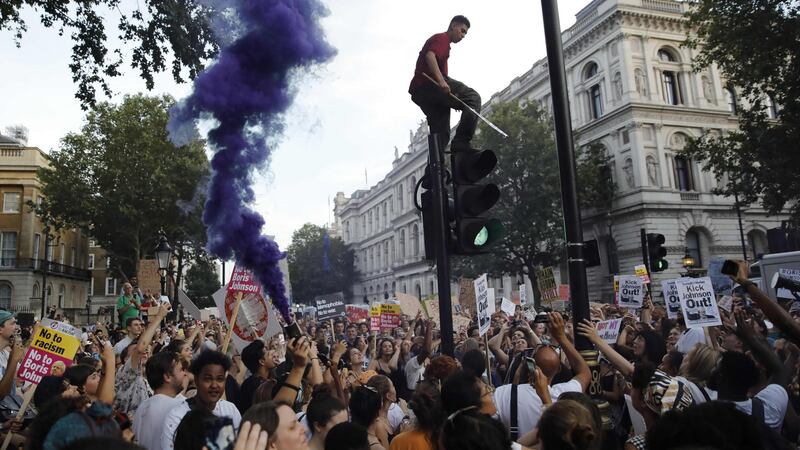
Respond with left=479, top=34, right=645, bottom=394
left=0, top=310, right=14, bottom=327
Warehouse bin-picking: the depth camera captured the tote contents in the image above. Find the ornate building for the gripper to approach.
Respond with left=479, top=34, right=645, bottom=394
left=335, top=0, right=784, bottom=304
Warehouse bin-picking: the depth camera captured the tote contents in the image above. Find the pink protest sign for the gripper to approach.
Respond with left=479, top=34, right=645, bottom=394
left=227, top=265, right=262, bottom=296
left=17, top=325, right=80, bottom=385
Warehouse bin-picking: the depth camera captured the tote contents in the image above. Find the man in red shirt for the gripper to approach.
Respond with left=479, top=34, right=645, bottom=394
left=409, top=15, right=481, bottom=151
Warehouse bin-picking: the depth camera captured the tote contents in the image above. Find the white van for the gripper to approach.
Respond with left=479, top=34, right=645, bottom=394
left=748, top=251, right=800, bottom=301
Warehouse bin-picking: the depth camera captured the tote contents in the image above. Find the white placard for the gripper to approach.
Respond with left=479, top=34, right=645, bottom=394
left=618, top=275, right=644, bottom=309
left=595, top=318, right=623, bottom=344
left=676, top=277, right=722, bottom=328
left=501, top=297, right=516, bottom=317
left=519, top=284, right=527, bottom=305
left=475, top=274, right=491, bottom=336
left=487, top=288, right=496, bottom=315
left=661, top=279, right=682, bottom=319
left=777, top=268, right=800, bottom=299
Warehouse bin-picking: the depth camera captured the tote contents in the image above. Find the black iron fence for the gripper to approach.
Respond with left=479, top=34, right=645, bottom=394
left=0, top=258, right=91, bottom=280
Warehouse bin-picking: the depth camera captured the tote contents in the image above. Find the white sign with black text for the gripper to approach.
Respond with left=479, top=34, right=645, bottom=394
left=618, top=275, right=644, bottom=309
left=676, top=277, right=722, bottom=328
left=661, top=279, right=682, bottom=320
left=475, top=274, right=491, bottom=336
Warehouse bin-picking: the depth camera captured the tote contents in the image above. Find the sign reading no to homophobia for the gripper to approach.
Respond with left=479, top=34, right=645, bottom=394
left=676, top=277, right=722, bottom=328
left=314, top=292, right=347, bottom=321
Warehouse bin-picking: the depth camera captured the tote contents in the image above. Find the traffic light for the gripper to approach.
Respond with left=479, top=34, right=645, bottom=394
left=450, top=149, right=503, bottom=254
left=647, top=233, right=669, bottom=272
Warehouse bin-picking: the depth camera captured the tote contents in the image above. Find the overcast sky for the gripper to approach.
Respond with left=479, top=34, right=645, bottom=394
left=0, top=0, right=585, bottom=253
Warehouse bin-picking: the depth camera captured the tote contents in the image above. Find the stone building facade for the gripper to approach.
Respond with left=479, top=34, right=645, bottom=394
left=337, top=0, right=784, bottom=304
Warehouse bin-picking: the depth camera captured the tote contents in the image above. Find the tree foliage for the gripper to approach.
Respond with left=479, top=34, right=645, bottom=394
left=34, top=93, right=210, bottom=284
left=577, top=142, right=616, bottom=212
left=287, top=224, right=357, bottom=304
left=682, top=0, right=800, bottom=225
left=1, top=1, right=218, bottom=108
left=185, top=256, right=220, bottom=308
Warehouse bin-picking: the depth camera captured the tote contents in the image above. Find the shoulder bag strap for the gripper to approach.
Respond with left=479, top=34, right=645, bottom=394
left=509, top=383, right=519, bottom=440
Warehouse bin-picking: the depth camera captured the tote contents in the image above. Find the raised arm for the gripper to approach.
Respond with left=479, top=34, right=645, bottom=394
left=136, top=304, right=169, bottom=355
left=98, top=341, right=116, bottom=405
left=488, top=324, right=510, bottom=366
left=576, top=319, right=634, bottom=377
left=274, top=337, right=309, bottom=405
left=388, top=339, right=401, bottom=371
left=550, top=313, right=590, bottom=391
left=731, top=261, right=800, bottom=345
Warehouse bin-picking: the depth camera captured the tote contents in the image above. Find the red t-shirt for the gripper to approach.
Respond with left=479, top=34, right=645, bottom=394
left=409, top=32, right=451, bottom=92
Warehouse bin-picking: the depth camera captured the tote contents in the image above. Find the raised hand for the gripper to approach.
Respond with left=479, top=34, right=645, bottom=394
left=576, top=319, right=601, bottom=344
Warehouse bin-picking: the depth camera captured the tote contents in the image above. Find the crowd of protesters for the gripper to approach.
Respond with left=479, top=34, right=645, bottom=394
left=0, top=260, right=799, bottom=449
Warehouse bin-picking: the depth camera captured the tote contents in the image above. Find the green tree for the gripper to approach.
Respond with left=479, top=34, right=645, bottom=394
left=451, top=101, right=565, bottom=297
left=1, top=1, right=218, bottom=108
left=34, top=93, right=210, bottom=288
left=185, top=256, right=220, bottom=308
left=576, top=142, right=616, bottom=212
left=682, top=0, right=800, bottom=225
left=287, top=224, right=357, bottom=304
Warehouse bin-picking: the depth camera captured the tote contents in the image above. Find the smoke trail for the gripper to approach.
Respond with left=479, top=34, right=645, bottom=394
left=168, top=0, right=335, bottom=320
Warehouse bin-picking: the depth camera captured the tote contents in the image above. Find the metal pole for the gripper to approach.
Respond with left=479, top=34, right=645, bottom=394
left=428, top=133, right=454, bottom=356
left=222, top=260, right=226, bottom=287
left=734, top=191, right=748, bottom=260
left=541, top=0, right=590, bottom=349
left=640, top=228, right=653, bottom=297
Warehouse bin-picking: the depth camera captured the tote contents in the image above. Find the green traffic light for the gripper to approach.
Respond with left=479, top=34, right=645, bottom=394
left=474, top=227, right=489, bottom=246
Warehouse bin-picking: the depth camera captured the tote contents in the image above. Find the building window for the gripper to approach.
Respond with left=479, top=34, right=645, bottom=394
left=726, top=87, right=738, bottom=114
left=686, top=230, right=702, bottom=267
left=416, top=284, right=422, bottom=300
left=0, top=232, right=17, bottom=267
left=89, top=239, right=97, bottom=247
left=0, top=284, right=10, bottom=309
left=400, top=230, right=406, bottom=259
left=105, top=278, right=117, bottom=296
left=674, top=156, right=695, bottom=191
left=622, top=130, right=630, bottom=145
left=766, top=95, right=779, bottom=119
left=2, top=193, right=21, bottom=213
left=663, top=71, right=681, bottom=105
left=88, top=254, right=95, bottom=269
left=589, top=85, right=603, bottom=119
left=398, top=185, right=404, bottom=211
left=412, top=224, right=420, bottom=257
left=88, top=278, right=94, bottom=296
left=70, top=246, right=76, bottom=267
left=58, top=284, right=65, bottom=308
left=658, top=49, right=677, bottom=62
left=59, top=243, right=65, bottom=265
left=429, top=280, right=435, bottom=296
left=32, top=283, right=40, bottom=300
left=33, top=234, right=40, bottom=267
left=585, top=62, right=599, bottom=79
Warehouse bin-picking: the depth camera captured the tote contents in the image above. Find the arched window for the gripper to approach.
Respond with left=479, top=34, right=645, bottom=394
left=584, top=62, right=599, bottom=79
left=411, top=224, right=420, bottom=257
left=663, top=71, right=681, bottom=105
left=589, top=85, right=603, bottom=119
left=658, top=49, right=677, bottom=62
left=399, top=230, right=406, bottom=259
left=686, top=230, right=703, bottom=267
left=747, top=230, right=768, bottom=260
left=58, top=284, right=65, bottom=308
left=32, top=282, right=40, bottom=300
left=398, top=184, right=405, bottom=211
left=384, top=242, right=389, bottom=268
left=725, top=87, right=738, bottom=114
left=392, top=281, right=396, bottom=292
left=384, top=283, right=389, bottom=298
left=377, top=246, right=382, bottom=270
left=0, top=283, right=11, bottom=309
left=673, top=156, right=695, bottom=191
left=415, top=284, right=422, bottom=300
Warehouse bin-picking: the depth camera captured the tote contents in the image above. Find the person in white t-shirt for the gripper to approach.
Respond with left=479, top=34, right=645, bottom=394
left=493, top=313, right=591, bottom=440
left=113, top=317, right=143, bottom=355
left=161, top=350, right=242, bottom=449
left=675, top=320, right=706, bottom=354
left=133, top=351, right=187, bottom=450
left=404, top=319, right=434, bottom=392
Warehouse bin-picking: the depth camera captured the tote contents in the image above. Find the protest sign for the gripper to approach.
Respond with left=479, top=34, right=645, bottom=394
left=18, top=323, right=80, bottom=385
left=595, top=318, right=623, bottom=344
left=178, top=288, right=202, bottom=320
left=634, top=264, right=651, bottom=284
left=475, top=274, right=491, bottom=336
left=396, top=292, right=423, bottom=318
left=535, top=267, right=559, bottom=304
left=137, top=259, right=163, bottom=296
left=40, top=318, right=82, bottom=340
left=777, top=268, right=800, bottom=299
left=558, top=284, right=570, bottom=301
left=380, top=304, right=401, bottom=329
left=423, top=298, right=439, bottom=324
left=618, top=275, right=644, bottom=309
left=458, top=278, right=477, bottom=317
left=614, top=275, right=620, bottom=305
left=676, top=277, right=722, bottom=328
left=661, top=279, right=682, bottom=320
left=718, top=295, right=734, bottom=312
left=369, top=305, right=381, bottom=332
left=519, top=284, right=527, bottom=305
left=500, top=297, right=516, bottom=317
left=220, top=265, right=263, bottom=352
left=708, top=258, right=734, bottom=295
left=314, top=292, right=347, bottom=321
left=346, top=305, right=369, bottom=323
left=212, top=285, right=282, bottom=354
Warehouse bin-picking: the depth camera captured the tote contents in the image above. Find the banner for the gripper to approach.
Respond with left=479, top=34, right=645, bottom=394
left=676, top=277, right=722, bottom=328
left=661, top=279, right=682, bottom=320
left=396, top=292, right=423, bottom=318
left=314, top=292, right=347, bottom=321
left=618, top=275, right=644, bottom=309
left=18, top=323, right=80, bottom=385
left=634, top=264, right=651, bottom=284
left=369, top=305, right=381, bottom=332
left=595, top=318, right=623, bottom=344
left=212, top=284, right=282, bottom=353
left=458, top=278, right=477, bottom=318
left=379, top=304, right=401, bottom=329
left=535, top=267, right=559, bottom=304
left=475, top=274, right=491, bottom=336
left=346, top=305, right=369, bottom=323
left=500, top=297, right=516, bottom=317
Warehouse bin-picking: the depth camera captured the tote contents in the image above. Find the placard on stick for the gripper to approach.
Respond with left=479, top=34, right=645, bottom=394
left=475, top=274, right=491, bottom=336
left=661, top=279, right=682, bottom=320
left=379, top=304, right=401, bottom=329
left=595, top=318, right=623, bottom=344
left=369, top=305, right=381, bottom=332
left=314, top=292, right=347, bottom=321
left=676, top=277, right=722, bottom=328
left=18, top=323, right=81, bottom=385
left=535, top=266, right=559, bottom=304
left=618, top=275, right=644, bottom=309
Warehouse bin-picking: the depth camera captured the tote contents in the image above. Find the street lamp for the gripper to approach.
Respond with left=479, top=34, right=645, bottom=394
left=681, top=249, right=696, bottom=270
left=155, top=230, right=173, bottom=297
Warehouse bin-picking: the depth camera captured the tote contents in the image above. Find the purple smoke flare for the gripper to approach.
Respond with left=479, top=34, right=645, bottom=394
left=168, top=0, right=336, bottom=320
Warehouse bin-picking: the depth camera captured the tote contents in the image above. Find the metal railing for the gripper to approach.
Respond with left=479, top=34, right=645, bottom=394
left=0, top=258, right=91, bottom=280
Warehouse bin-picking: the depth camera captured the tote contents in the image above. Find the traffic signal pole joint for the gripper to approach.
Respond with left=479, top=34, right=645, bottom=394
left=427, top=133, right=454, bottom=356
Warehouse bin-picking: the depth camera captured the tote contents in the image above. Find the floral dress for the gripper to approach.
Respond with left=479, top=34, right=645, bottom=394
left=114, top=356, right=153, bottom=417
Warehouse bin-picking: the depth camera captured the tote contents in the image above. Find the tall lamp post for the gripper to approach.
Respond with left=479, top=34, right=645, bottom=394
left=155, top=231, right=173, bottom=297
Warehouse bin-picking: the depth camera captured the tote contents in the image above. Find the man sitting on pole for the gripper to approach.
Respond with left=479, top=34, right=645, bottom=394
left=409, top=15, right=481, bottom=150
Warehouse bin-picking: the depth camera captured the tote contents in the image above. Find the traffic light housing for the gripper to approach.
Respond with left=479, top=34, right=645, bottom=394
left=450, top=149, right=503, bottom=254
left=647, top=233, right=669, bottom=272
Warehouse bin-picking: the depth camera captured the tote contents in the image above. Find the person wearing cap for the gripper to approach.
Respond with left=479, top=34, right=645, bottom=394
left=0, top=310, right=25, bottom=438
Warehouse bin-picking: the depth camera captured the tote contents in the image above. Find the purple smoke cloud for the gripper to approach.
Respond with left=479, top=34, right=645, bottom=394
left=168, top=0, right=335, bottom=320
